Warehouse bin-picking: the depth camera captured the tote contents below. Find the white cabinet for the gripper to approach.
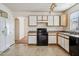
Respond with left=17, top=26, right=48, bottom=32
left=61, top=14, right=67, bottom=26
left=54, top=16, right=60, bottom=26
left=48, top=36, right=56, bottom=44
left=48, top=16, right=54, bottom=26
left=28, top=36, right=37, bottom=44
left=58, top=35, right=69, bottom=52
left=58, top=36, right=62, bottom=46
left=61, top=37, right=65, bottom=48
left=43, top=16, right=47, bottom=21
left=29, top=16, right=37, bottom=26
left=64, top=39, right=69, bottom=52
left=38, top=16, right=42, bottom=21
left=58, top=36, right=65, bottom=48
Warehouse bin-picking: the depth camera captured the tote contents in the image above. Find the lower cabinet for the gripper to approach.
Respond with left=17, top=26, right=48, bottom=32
left=58, top=36, right=63, bottom=47
left=48, top=36, right=56, bottom=44
left=28, top=36, right=37, bottom=44
left=61, top=37, right=65, bottom=48
left=58, top=35, right=69, bottom=52
left=64, top=39, right=69, bottom=52
left=58, top=36, right=65, bottom=48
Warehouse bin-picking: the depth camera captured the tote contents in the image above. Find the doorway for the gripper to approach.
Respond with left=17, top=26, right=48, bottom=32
left=15, top=18, right=27, bottom=44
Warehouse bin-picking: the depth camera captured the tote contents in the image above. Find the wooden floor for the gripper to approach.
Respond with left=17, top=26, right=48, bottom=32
left=0, top=44, right=70, bottom=56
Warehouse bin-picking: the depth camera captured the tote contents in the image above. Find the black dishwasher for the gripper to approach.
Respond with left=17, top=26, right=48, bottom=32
left=69, top=36, right=79, bottom=56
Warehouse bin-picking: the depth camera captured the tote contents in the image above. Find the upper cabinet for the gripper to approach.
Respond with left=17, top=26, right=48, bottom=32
left=37, top=16, right=42, bottom=21
left=43, top=16, right=47, bottom=21
left=54, top=16, right=60, bottom=26
left=48, top=16, right=54, bottom=26
left=61, top=14, right=67, bottom=26
left=28, top=15, right=66, bottom=27
left=0, top=10, right=8, bottom=18
left=48, top=15, right=60, bottom=26
left=29, top=16, right=37, bottom=26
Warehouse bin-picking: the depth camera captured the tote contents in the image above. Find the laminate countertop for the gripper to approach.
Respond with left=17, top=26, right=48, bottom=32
left=28, top=31, right=62, bottom=33
left=59, top=31, right=79, bottom=38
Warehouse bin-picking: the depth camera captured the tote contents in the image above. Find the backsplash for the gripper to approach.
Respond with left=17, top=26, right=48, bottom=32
left=28, top=27, right=64, bottom=31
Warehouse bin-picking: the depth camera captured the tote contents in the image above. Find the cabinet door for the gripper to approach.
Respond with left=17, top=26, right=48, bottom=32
left=54, top=16, right=60, bottom=26
left=65, top=39, right=69, bottom=52
left=28, top=36, right=36, bottom=44
left=29, top=16, right=37, bottom=26
left=43, top=16, right=47, bottom=21
left=38, top=16, right=42, bottom=21
left=48, top=36, right=56, bottom=44
left=48, top=16, right=54, bottom=26
left=61, top=37, right=65, bottom=48
left=0, top=18, right=6, bottom=51
left=61, top=14, right=67, bottom=26
left=58, top=36, right=62, bottom=46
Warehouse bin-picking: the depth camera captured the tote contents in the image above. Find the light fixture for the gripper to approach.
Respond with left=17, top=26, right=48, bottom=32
left=49, top=3, right=56, bottom=12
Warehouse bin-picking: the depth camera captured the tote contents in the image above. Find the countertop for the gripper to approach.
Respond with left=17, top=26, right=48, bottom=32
left=59, top=31, right=79, bottom=38
left=28, top=31, right=63, bottom=33
left=28, top=31, right=79, bottom=37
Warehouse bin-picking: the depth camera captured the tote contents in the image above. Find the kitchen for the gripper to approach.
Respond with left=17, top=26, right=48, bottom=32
left=0, top=3, right=79, bottom=56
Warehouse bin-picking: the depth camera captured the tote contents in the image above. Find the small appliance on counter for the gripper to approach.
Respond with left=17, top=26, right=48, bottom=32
left=37, top=28, right=48, bottom=46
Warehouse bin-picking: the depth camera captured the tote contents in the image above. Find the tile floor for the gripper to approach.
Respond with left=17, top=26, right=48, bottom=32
left=0, top=44, right=70, bottom=56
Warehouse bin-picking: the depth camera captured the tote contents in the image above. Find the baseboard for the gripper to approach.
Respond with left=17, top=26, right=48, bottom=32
left=28, top=44, right=57, bottom=46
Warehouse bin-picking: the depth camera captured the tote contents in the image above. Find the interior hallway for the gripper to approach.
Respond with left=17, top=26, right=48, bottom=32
left=0, top=44, right=70, bottom=56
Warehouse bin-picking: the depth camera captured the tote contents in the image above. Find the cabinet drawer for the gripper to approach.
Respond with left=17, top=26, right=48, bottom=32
left=48, top=36, right=56, bottom=44
left=28, top=36, right=37, bottom=44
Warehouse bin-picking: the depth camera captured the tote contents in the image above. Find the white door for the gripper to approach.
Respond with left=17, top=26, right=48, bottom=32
left=5, top=18, right=10, bottom=48
left=0, top=17, right=6, bottom=51
left=54, top=16, right=60, bottom=26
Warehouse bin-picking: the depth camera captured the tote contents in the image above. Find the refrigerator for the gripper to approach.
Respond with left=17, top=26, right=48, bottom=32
left=0, top=17, right=10, bottom=53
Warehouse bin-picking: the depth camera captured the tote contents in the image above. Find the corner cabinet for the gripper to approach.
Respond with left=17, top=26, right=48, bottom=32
left=29, top=16, right=37, bottom=26
left=58, top=34, right=69, bottom=52
left=61, top=14, right=67, bottom=26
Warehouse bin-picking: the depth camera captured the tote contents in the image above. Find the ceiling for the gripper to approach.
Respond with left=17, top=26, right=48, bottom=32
left=3, top=3, right=76, bottom=12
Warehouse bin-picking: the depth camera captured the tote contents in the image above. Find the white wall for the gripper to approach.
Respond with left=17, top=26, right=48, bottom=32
left=0, top=4, right=15, bottom=51
left=24, top=16, right=28, bottom=36
left=18, top=17, right=25, bottom=39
